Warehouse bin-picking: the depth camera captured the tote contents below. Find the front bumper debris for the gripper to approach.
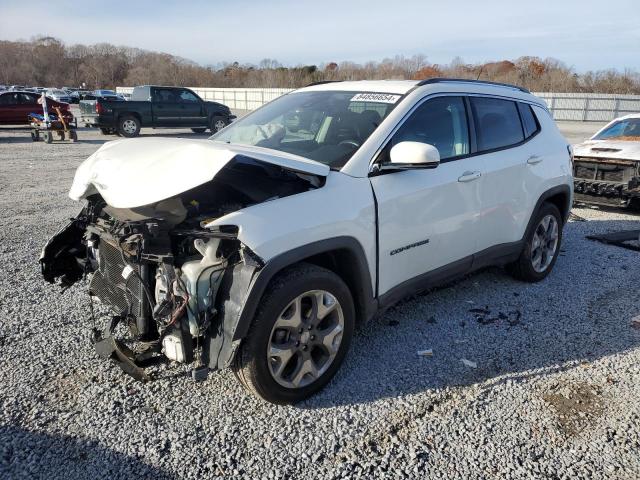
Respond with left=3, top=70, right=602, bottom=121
left=573, top=157, right=640, bottom=208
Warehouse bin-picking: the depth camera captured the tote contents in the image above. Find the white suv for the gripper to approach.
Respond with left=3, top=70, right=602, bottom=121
left=41, top=79, right=573, bottom=403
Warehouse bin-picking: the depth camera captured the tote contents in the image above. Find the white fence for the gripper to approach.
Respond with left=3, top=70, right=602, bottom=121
left=117, top=86, right=640, bottom=122
left=534, top=92, right=640, bottom=122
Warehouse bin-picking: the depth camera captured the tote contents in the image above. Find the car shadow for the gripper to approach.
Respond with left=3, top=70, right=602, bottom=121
left=0, top=425, right=174, bottom=479
left=304, top=217, right=640, bottom=408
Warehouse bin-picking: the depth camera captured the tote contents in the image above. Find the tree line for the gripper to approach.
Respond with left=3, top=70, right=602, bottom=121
left=1, top=36, right=639, bottom=94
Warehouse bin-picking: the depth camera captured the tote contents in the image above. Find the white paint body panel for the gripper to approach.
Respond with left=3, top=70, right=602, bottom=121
left=371, top=158, right=481, bottom=294
left=206, top=172, right=377, bottom=292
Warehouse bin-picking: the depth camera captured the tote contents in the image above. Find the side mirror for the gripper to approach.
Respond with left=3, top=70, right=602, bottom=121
left=389, top=141, right=440, bottom=169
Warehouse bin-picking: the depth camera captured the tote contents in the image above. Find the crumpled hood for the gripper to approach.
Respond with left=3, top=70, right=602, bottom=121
left=69, top=137, right=329, bottom=208
left=573, top=139, right=640, bottom=161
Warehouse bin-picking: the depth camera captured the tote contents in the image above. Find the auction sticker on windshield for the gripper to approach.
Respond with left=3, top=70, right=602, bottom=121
left=351, top=93, right=402, bottom=104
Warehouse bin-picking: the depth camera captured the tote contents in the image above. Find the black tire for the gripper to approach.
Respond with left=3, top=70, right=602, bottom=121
left=100, top=127, right=116, bottom=135
left=43, top=131, right=53, bottom=144
left=191, top=127, right=207, bottom=134
left=506, top=202, right=563, bottom=282
left=69, top=130, right=78, bottom=142
left=209, top=115, right=228, bottom=133
left=117, top=115, right=141, bottom=137
left=232, top=263, right=355, bottom=404
left=30, top=130, right=38, bottom=142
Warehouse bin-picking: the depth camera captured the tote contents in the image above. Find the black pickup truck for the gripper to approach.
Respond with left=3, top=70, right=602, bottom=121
left=79, top=85, right=236, bottom=137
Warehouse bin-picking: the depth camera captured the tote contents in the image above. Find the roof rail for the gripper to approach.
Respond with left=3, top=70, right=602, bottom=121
left=416, top=77, right=530, bottom=94
left=305, top=80, right=344, bottom=87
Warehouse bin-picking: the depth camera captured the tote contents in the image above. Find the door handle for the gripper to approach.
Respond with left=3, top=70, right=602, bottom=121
left=527, top=155, right=543, bottom=165
left=458, top=171, right=481, bottom=183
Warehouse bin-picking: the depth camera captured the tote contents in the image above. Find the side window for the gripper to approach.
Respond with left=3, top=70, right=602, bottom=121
left=179, top=89, right=199, bottom=103
left=1, top=93, right=19, bottom=105
left=389, top=96, right=470, bottom=161
left=471, top=97, right=524, bottom=151
left=518, top=102, right=540, bottom=138
left=19, top=93, right=37, bottom=104
left=0, top=94, right=11, bottom=105
left=153, top=89, right=176, bottom=103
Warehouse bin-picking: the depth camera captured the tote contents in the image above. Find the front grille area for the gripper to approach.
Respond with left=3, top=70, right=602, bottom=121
left=89, top=239, right=146, bottom=318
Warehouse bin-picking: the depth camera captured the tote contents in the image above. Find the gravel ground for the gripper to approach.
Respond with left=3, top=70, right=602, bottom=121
left=1, top=120, right=639, bottom=479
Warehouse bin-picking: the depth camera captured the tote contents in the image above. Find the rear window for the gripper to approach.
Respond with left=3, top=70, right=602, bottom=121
left=518, top=103, right=540, bottom=138
left=471, top=97, right=524, bottom=151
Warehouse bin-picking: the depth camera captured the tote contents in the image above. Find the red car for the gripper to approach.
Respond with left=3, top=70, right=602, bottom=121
left=0, top=91, right=74, bottom=125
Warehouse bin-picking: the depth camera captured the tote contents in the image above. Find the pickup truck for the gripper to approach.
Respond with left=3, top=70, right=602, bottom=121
left=79, top=85, right=236, bottom=136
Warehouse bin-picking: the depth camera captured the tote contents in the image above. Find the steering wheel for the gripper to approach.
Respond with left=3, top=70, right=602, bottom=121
left=338, top=139, right=361, bottom=148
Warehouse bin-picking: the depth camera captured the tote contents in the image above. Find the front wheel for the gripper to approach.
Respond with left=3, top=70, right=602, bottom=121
left=232, top=264, right=354, bottom=404
left=118, top=115, right=141, bottom=137
left=507, top=202, right=563, bottom=282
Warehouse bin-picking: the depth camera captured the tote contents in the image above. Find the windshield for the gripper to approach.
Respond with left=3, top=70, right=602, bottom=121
left=210, top=91, right=402, bottom=169
left=593, top=118, right=640, bottom=141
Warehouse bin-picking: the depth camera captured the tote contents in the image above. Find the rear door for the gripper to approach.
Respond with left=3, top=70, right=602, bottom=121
left=469, top=96, right=541, bottom=250
left=371, top=95, right=481, bottom=295
left=151, top=87, right=184, bottom=126
left=176, top=89, right=207, bottom=126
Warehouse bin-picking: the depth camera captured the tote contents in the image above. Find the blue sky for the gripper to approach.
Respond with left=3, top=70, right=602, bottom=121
left=1, top=0, right=638, bottom=71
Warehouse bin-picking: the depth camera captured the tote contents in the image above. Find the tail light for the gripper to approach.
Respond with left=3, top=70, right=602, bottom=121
left=95, top=102, right=104, bottom=115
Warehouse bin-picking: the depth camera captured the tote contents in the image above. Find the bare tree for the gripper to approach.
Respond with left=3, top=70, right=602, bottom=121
left=0, top=37, right=637, bottom=93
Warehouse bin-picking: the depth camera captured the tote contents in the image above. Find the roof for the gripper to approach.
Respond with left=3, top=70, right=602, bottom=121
left=296, top=78, right=543, bottom=105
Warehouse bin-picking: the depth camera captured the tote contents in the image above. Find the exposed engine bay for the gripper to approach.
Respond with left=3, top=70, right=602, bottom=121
left=41, top=155, right=323, bottom=380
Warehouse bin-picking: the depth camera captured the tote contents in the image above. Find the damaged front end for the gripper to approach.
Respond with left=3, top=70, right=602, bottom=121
left=40, top=139, right=326, bottom=380
left=573, top=156, right=640, bottom=208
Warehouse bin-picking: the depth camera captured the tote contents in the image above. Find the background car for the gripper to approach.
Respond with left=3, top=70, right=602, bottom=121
left=0, top=90, right=74, bottom=125
left=45, top=88, right=72, bottom=104
left=572, top=113, right=640, bottom=208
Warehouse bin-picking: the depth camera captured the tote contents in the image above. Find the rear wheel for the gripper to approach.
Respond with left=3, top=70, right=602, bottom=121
left=507, top=202, right=563, bottom=282
left=118, top=115, right=140, bottom=137
left=43, top=131, right=53, bottom=144
left=210, top=115, right=227, bottom=133
left=232, top=264, right=354, bottom=404
left=100, top=127, right=116, bottom=135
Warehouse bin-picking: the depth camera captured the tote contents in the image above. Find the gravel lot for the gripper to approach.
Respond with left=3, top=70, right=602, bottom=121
left=1, top=119, right=639, bottom=479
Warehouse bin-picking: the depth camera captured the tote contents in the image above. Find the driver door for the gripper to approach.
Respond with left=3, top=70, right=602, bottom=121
left=370, top=95, right=483, bottom=295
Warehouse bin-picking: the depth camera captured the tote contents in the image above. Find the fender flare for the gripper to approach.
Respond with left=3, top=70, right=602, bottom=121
left=523, top=184, right=572, bottom=240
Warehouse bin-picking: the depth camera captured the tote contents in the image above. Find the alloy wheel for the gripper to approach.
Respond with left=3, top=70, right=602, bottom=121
left=267, top=290, right=345, bottom=389
left=531, top=214, right=559, bottom=273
